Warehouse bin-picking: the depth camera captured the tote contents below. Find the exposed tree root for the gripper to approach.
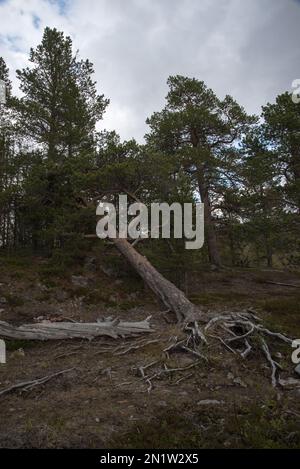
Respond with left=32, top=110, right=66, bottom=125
left=185, top=309, right=294, bottom=387
left=132, top=308, right=296, bottom=391
left=135, top=359, right=202, bottom=393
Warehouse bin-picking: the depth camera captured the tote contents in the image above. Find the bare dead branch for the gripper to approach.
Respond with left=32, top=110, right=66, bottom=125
left=114, top=339, right=159, bottom=356
left=0, top=368, right=75, bottom=397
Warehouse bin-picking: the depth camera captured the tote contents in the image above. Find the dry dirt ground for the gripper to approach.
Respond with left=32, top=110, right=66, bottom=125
left=0, top=254, right=300, bottom=448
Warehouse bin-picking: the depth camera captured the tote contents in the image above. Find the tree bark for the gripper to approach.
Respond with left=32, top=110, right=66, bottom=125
left=111, top=237, right=206, bottom=323
left=197, top=175, right=221, bottom=268
left=190, top=130, right=221, bottom=268
left=203, top=192, right=221, bottom=268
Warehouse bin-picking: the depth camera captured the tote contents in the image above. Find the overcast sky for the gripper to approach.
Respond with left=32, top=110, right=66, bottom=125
left=0, top=0, right=299, bottom=141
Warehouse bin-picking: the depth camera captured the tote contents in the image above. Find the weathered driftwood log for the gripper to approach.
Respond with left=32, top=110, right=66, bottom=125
left=0, top=317, right=152, bottom=341
left=111, top=237, right=206, bottom=323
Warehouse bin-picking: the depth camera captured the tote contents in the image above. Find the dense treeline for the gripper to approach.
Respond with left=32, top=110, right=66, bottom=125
left=0, top=27, right=299, bottom=270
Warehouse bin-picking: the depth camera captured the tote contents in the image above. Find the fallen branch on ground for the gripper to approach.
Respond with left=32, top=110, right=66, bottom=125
left=0, top=317, right=153, bottom=341
left=114, top=339, right=159, bottom=356
left=261, top=281, right=299, bottom=288
left=0, top=368, right=75, bottom=397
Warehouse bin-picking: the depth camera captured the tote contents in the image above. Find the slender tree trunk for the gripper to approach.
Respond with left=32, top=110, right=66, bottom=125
left=197, top=174, right=221, bottom=268
left=264, top=233, right=273, bottom=268
left=111, top=237, right=206, bottom=323
left=229, top=228, right=236, bottom=267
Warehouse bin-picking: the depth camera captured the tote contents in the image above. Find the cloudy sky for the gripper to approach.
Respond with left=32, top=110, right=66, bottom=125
left=0, top=0, right=299, bottom=141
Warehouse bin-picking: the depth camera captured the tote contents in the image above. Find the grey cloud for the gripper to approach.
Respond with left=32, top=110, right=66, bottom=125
left=1, top=0, right=300, bottom=141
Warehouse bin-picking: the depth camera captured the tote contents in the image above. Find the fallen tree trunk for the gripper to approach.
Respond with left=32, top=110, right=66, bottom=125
left=0, top=317, right=152, bottom=341
left=111, top=237, right=206, bottom=323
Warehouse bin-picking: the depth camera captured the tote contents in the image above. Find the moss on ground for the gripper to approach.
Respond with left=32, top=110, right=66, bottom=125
left=108, top=399, right=300, bottom=449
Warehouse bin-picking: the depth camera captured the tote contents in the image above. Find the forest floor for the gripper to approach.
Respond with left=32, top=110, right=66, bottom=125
left=0, top=252, right=300, bottom=448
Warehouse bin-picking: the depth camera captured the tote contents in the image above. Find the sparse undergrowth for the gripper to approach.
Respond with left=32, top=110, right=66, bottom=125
left=108, top=400, right=300, bottom=449
left=0, top=258, right=299, bottom=449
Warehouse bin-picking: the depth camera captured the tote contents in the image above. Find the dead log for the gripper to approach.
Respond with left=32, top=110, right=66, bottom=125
left=111, top=237, right=206, bottom=323
left=0, top=317, right=152, bottom=341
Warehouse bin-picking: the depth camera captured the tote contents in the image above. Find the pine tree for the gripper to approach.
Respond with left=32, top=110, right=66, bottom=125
left=14, top=27, right=109, bottom=250
left=262, top=92, right=300, bottom=213
left=146, top=75, right=255, bottom=267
